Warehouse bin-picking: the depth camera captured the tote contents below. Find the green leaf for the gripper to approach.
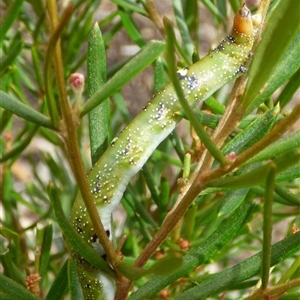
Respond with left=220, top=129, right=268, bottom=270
left=276, top=68, right=300, bottom=108
left=152, top=150, right=182, bottom=167
left=174, top=231, right=300, bottom=300
left=0, top=32, right=23, bottom=72
left=182, top=204, right=197, bottom=240
left=275, top=164, right=300, bottom=183
left=204, top=97, right=225, bottom=114
left=45, top=260, right=68, bottom=300
left=218, top=188, right=249, bottom=216
left=118, top=7, right=146, bottom=47
left=118, top=253, right=181, bottom=280
left=39, top=223, right=53, bottom=284
left=173, top=0, right=194, bottom=56
left=87, top=23, right=109, bottom=164
left=228, top=0, right=240, bottom=12
left=148, top=253, right=183, bottom=276
left=201, top=0, right=225, bottom=21
left=31, top=46, right=44, bottom=91
left=111, top=91, right=131, bottom=123
left=180, top=109, right=258, bottom=130
left=207, top=150, right=300, bottom=189
left=0, top=274, right=39, bottom=300
left=168, top=131, right=186, bottom=162
left=141, top=164, right=160, bottom=206
left=0, top=91, right=56, bottom=130
left=0, top=227, right=21, bottom=261
left=102, top=20, right=123, bottom=46
left=244, top=130, right=300, bottom=166
left=0, top=227, right=23, bottom=285
left=47, top=183, right=115, bottom=277
left=0, top=247, right=24, bottom=285
left=274, top=184, right=300, bottom=206
left=128, top=202, right=255, bottom=299
left=123, top=190, right=157, bottom=228
left=0, top=124, right=38, bottom=163
left=216, top=0, right=227, bottom=20
left=243, top=0, right=300, bottom=110
left=223, top=107, right=281, bottom=155
left=0, top=110, right=12, bottom=134
left=61, top=2, right=99, bottom=69
left=280, top=293, right=300, bottom=300
left=68, top=259, right=84, bottom=300
left=154, top=58, right=167, bottom=92
left=158, top=177, right=170, bottom=222
left=117, top=262, right=146, bottom=281
left=111, top=0, right=146, bottom=15
left=0, top=292, right=18, bottom=300
left=246, top=31, right=300, bottom=114
left=251, top=186, right=299, bottom=207
left=81, top=40, right=166, bottom=116
left=0, top=0, right=24, bottom=45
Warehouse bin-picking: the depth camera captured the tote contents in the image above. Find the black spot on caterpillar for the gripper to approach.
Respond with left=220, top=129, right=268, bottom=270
left=70, top=5, right=255, bottom=300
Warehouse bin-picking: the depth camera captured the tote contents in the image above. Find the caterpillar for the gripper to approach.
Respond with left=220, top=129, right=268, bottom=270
left=70, top=4, right=254, bottom=300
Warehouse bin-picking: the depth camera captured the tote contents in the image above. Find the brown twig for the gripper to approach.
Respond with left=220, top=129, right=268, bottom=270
left=45, top=0, right=118, bottom=268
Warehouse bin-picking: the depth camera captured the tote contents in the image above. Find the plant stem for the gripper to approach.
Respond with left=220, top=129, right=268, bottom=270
left=245, top=278, right=300, bottom=300
left=255, top=0, right=273, bottom=49
left=261, top=163, right=276, bottom=290
left=45, top=0, right=117, bottom=268
left=145, top=0, right=164, bottom=35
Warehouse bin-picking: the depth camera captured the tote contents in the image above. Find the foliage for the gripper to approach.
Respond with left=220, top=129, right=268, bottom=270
left=1, top=0, right=299, bottom=299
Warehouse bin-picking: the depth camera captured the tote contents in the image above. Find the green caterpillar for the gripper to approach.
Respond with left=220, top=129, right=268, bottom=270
left=70, top=4, right=254, bottom=300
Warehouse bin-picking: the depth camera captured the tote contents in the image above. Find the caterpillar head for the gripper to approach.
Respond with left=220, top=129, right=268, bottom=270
left=234, top=4, right=253, bottom=36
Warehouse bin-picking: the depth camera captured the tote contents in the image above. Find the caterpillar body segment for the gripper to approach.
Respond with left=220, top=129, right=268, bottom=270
left=70, top=5, right=254, bottom=300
